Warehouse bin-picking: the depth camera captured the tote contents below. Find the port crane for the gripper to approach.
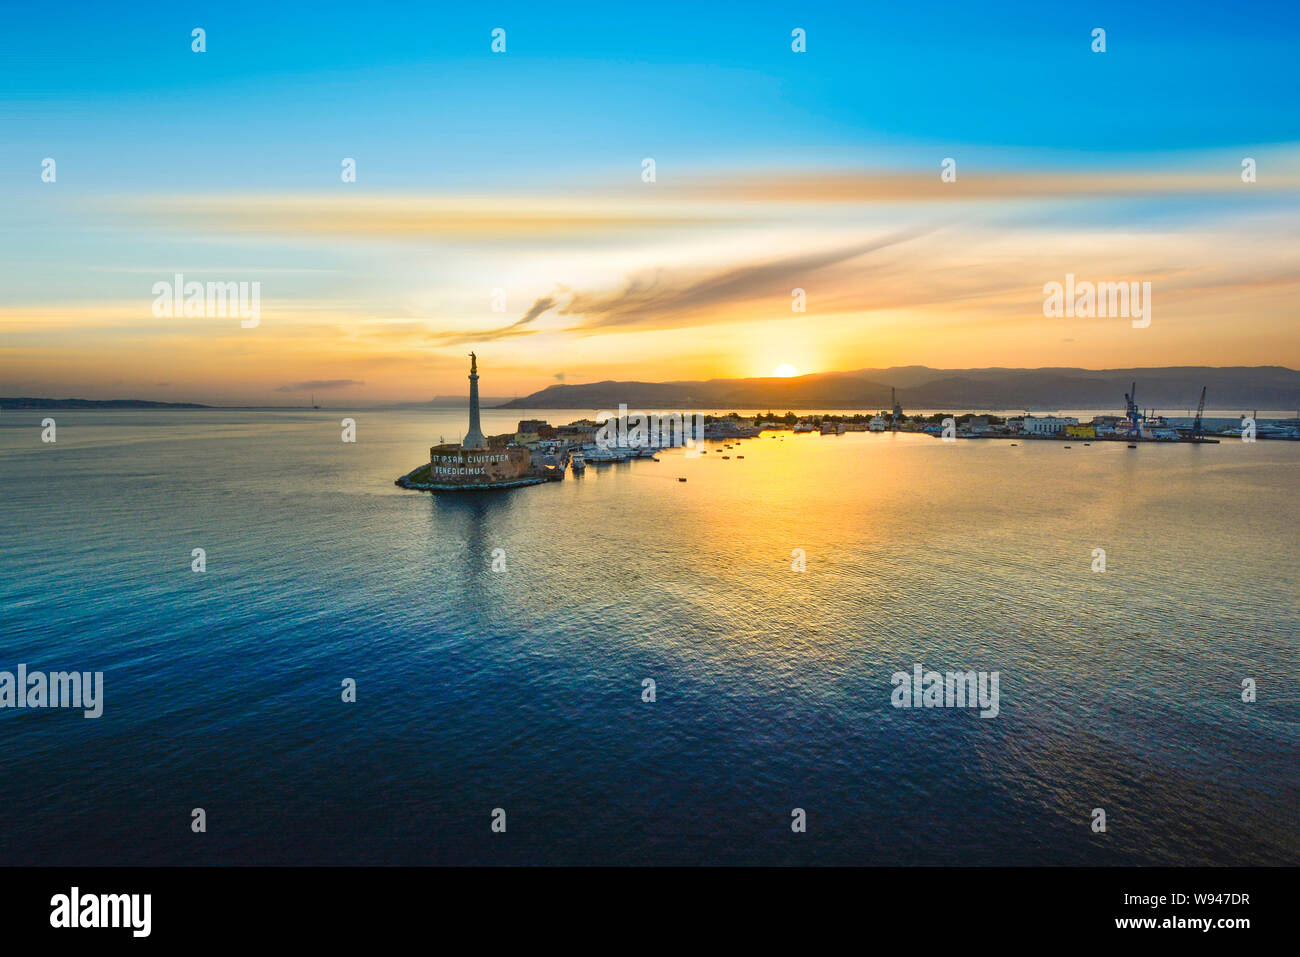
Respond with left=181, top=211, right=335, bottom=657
left=1191, top=386, right=1207, bottom=440
left=1124, top=381, right=1145, bottom=437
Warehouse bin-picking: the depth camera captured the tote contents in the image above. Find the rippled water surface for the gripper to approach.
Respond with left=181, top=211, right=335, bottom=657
left=0, top=409, right=1296, bottom=864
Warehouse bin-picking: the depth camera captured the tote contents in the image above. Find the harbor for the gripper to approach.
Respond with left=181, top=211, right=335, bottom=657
left=399, top=365, right=1296, bottom=494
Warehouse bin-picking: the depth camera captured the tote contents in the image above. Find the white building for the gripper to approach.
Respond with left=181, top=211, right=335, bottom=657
left=1020, top=414, right=1078, bottom=435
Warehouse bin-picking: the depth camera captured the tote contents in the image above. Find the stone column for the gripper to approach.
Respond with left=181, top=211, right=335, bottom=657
left=463, top=351, right=487, bottom=450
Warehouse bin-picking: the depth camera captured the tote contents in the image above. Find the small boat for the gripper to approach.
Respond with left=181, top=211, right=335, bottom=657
left=737, top=455, right=744, bottom=459
left=1010, top=443, right=1018, bottom=447
left=678, top=477, right=687, bottom=482
left=1084, top=443, right=1091, bottom=446
left=1064, top=445, right=1071, bottom=449
left=721, top=455, right=730, bottom=459
left=570, top=451, right=586, bottom=472
left=1127, top=444, right=1138, bottom=449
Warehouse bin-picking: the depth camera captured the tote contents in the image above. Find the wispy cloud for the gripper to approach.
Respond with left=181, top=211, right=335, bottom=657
left=558, top=229, right=933, bottom=332
left=428, top=295, right=558, bottom=345
left=275, top=379, right=365, bottom=392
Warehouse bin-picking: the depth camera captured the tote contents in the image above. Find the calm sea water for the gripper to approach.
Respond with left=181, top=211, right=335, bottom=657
left=0, top=408, right=1295, bottom=865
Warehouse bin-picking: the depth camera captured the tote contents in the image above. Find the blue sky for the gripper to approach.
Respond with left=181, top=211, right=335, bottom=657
left=4, top=0, right=1298, bottom=190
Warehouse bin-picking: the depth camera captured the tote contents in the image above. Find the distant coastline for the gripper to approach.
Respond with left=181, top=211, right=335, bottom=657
left=0, top=397, right=211, bottom=410
left=496, top=365, right=1300, bottom=412
left=9, top=365, right=1300, bottom=413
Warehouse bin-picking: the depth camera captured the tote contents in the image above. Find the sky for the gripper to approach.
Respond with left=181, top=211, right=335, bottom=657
left=2, top=0, right=1298, bottom=404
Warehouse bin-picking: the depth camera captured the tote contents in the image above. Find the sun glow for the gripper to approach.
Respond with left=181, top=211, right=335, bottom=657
left=771, top=363, right=800, bottom=378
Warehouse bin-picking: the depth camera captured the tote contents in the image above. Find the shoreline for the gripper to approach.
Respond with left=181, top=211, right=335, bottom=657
left=394, top=462, right=564, bottom=493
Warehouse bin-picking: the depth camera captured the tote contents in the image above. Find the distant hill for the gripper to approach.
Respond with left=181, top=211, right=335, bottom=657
left=0, top=397, right=211, bottom=410
left=496, top=367, right=1300, bottom=412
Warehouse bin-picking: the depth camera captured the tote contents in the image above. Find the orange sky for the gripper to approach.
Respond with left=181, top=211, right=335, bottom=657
left=4, top=163, right=1299, bottom=404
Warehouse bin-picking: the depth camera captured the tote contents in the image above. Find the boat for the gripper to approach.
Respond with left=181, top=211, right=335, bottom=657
left=737, top=455, right=744, bottom=459
left=582, top=444, right=619, bottom=464
left=570, top=450, right=586, bottom=472
left=678, top=477, right=687, bottom=482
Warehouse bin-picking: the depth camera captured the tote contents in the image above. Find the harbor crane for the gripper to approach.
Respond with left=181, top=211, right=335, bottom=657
left=1124, top=381, right=1145, bottom=437
left=1191, top=385, right=1207, bottom=440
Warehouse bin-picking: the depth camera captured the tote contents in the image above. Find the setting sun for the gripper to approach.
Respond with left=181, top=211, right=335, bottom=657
left=771, top=363, right=800, bottom=378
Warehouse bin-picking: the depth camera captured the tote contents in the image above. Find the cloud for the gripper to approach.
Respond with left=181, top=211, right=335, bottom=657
left=427, top=295, right=558, bottom=345
left=419, top=232, right=930, bottom=344
left=676, top=166, right=1300, bottom=202
left=558, top=228, right=933, bottom=332
left=275, top=379, right=365, bottom=392
left=132, top=196, right=733, bottom=241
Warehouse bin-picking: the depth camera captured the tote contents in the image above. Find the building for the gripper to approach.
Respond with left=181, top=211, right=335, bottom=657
left=1064, top=424, right=1096, bottom=438
left=554, top=423, right=597, bottom=446
left=1021, top=414, right=1078, bottom=435
left=514, top=420, right=557, bottom=445
left=1091, top=415, right=1124, bottom=437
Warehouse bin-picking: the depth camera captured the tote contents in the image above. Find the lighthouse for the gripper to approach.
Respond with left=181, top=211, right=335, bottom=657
left=462, top=351, right=487, bottom=450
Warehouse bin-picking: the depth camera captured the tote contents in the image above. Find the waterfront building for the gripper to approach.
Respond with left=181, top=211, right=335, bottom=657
left=1021, top=414, right=1078, bottom=435
left=514, top=420, right=556, bottom=445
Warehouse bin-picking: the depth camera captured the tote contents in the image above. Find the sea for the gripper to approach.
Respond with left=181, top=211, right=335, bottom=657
left=0, top=408, right=1296, bottom=865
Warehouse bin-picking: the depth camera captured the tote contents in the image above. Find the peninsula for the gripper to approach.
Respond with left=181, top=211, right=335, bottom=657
left=394, top=353, right=566, bottom=493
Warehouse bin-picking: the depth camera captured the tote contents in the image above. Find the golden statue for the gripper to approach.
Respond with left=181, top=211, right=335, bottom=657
left=469, top=351, right=477, bottom=375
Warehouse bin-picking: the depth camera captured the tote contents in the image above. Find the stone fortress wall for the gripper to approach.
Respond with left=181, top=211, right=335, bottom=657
left=428, top=443, right=531, bottom=485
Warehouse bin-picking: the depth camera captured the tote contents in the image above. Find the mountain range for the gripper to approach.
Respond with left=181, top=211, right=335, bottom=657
left=495, top=366, right=1300, bottom=412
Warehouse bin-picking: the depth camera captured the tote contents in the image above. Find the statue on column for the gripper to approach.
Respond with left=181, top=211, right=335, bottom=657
left=469, top=351, right=477, bottom=375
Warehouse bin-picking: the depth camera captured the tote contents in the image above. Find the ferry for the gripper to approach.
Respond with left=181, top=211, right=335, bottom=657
left=570, top=450, right=586, bottom=472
